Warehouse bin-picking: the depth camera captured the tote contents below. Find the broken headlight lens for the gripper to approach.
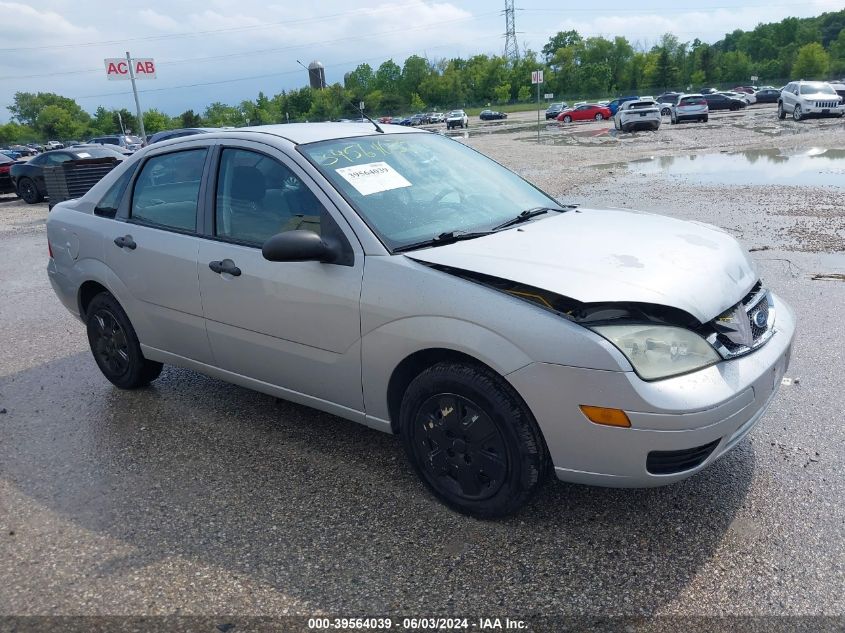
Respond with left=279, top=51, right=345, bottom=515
left=591, top=324, right=720, bottom=380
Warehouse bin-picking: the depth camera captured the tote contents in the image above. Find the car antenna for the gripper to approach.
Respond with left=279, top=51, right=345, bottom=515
left=355, top=101, right=384, bottom=133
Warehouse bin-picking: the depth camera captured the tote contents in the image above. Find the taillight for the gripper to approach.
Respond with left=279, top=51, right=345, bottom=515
left=0, top=165, right=10, bottom=175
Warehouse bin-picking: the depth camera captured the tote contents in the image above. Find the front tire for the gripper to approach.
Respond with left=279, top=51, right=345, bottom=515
left=562, top=115, right=572, bottom=123
left=86, top=292, right=163, bottom=389
left=793, top=104, right=803, bottom=121
left=399, top=362, right=549, bottom=518
left=17, top=177, right=42, bottom=204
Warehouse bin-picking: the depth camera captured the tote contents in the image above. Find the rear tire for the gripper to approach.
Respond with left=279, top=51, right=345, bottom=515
left=595, top=113, right=604, bottom=120
left=563, top=115, right=572, bottom=123
left=777, top=102, right=786, bottom=120
left=702, top=115, right=708, bottom=122
left=17, top=177, right=42, bottom=204
left=399, top=362, right=549, bottom=518
left=86, top=292, right=163, bottom=389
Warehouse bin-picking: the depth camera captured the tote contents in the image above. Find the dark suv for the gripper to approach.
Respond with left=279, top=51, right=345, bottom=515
left=545, top=102, right=568, bottom=120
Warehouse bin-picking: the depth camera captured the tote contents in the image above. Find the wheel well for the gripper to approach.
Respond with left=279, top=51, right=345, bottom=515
left=386, top=348, right=497, bottom=434
left=78, top=281, right=109, bottom=319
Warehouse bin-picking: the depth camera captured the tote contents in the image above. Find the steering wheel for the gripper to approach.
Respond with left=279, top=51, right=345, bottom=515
left=431, top=187, right=465, bottom=205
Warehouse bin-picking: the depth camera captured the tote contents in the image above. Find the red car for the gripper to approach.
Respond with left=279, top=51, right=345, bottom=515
left=556, top=103, right=612, bottom=123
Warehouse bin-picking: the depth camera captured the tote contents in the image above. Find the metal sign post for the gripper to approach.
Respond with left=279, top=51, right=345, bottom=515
left=126, top=51, right=146, bottom=142
left=532, top=70, right=544, bottom=143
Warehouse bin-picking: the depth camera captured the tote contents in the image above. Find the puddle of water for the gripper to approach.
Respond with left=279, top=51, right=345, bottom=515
left=615, top=148, right=845, bottom=187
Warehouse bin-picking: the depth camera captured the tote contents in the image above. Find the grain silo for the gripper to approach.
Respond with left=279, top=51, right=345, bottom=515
left=308, top=61, right=326, bottom=89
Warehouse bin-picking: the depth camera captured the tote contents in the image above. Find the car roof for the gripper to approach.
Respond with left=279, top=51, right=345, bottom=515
left=196, top=122, right=423, bottom=146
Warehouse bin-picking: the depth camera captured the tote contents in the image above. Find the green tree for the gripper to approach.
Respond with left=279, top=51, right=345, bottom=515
left=409, top=92, right=426, bottom=112
left=494, top=83, right=511, bottom=103
left=204, top=102, right=246, bottom=127
left=542, top=30, right=582, bottom=62
left=517, top=85, right=531, bottom=101
left=374, top=59, right=402, bottom=94
left=791, top=42, right=830, bottom=78
left=402, top=55, right=430, bottom=96
left=143, top=109, right=174, bottom=133
left=35, top=105, right=86, bottom=140
left=179, top=110, right=203, bottom=127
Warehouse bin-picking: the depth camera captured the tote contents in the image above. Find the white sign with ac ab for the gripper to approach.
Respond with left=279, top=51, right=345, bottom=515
left=104, top=58, right=156, bottom=80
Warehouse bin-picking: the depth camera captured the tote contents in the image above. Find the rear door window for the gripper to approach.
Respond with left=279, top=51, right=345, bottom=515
left=131, top=149, right=207, bottom=232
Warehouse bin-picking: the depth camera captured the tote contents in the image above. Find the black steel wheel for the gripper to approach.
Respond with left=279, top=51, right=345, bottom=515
left=400, top=362, right=549, bottom=518
left=17, top=177, right=42, bottom=204
left=85, top=292, right=163, bottom=389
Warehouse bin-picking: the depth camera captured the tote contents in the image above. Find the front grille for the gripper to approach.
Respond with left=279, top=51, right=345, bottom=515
left=814, top=101, right=839, bottom=108
left=646, top=439, right=721, bottom=475
left=708, top=282, right=774, bottom=359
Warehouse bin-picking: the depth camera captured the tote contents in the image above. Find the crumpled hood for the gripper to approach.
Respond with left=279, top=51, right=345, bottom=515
left=407, top=208, right=757, bottom=323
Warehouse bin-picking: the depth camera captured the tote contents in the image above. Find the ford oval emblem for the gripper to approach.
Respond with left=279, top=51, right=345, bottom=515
left=752, top=310, right=767, bottom=328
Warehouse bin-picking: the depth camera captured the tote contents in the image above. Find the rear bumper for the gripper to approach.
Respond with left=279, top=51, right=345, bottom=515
left=507, top=293, right=795, bottom=487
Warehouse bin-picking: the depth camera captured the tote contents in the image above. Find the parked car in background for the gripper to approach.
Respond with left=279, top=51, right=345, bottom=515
left=0, top=153, right=16, bottom=194
left=614, top=99, right=661, bottom=132
left=700, top=87, right=718, bottom=95
left=46, top=141, right=64, bottom=150
left=755, top=88, right=781, bottom=103
left=446, top=110, right=469, bottom=129
left=670, top=94, right=709, bottom=124
left=720, top=91, right=756, bottom=105
left=828, top=82, right=845, bottom=100
left=88, top=134, right=144, bottom=151
left=428, top=113, right=446, bottom=124
left=607, top=96, right=639, bottom=115
left=1, top=149, right=22, bottom=160
left=12, top=144, right=38, bottom=157
left=545, top=102, right=567, bottom=119
left=703, top=93, right=746, bottom=111
left=557, top=103, right=612, bottom=123
left=407, top=114, right=427, bottom=126
left=778, top=81, right=845, bottom=121
left=147, top=128, right=216, bottom=145
left=479, top=110, right=508, bottom=121
left=11, top=145, right=127, bottom=204
left=396, top=116, right=413, bottom=126
left=656, top=93, right=681, bottom=115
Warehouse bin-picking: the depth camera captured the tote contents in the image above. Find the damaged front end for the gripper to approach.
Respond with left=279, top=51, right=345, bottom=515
left=425, top=263, right=774, bottom=381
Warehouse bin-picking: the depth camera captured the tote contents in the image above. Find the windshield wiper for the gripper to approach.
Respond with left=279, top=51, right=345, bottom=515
left=393, top=230, right=493, bottom=253
left=492, top=206, right=562, bottom=231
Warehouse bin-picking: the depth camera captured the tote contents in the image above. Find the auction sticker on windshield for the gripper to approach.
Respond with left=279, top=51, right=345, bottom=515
left=335, top=161, right=411, bottom=196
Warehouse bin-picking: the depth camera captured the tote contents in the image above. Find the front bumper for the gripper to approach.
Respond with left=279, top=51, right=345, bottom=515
left=800, top=102, right=845, bottom=116
left=506, top=292, right=795, bottom=487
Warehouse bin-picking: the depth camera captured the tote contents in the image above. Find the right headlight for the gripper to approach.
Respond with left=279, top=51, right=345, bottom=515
left=591, top=324, right=721, bottom=381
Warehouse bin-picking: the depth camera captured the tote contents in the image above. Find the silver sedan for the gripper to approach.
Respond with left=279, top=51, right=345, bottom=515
left=46, top=123, right=795, bottom=517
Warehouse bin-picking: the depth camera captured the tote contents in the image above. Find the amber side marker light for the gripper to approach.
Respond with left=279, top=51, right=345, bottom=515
left=579, top=405, right=631, bottom=428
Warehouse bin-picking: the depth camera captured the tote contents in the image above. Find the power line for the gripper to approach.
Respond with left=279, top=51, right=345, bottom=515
left=70, top=40, right=498, bottom=101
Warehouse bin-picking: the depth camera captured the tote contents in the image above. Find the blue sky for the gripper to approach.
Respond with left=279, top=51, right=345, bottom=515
left=0, top=0, right=840, bottom=120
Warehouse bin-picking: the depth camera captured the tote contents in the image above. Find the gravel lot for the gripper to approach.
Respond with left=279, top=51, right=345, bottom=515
left=1, top=106, right=844, bottom=624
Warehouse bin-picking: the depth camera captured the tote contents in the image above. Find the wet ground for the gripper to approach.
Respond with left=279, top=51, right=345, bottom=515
left=1, top=106, right=844, bottom=621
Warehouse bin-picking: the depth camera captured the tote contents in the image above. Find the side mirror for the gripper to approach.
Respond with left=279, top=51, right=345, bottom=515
left=262, top=230, right=338, bottom=263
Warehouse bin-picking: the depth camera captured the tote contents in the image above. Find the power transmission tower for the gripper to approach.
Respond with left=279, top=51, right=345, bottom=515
left=503, top=0, right=519, bottom=62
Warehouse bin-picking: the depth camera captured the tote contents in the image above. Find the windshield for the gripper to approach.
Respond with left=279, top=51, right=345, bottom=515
left=800, top=83, right=835, bottom=95
left=300, top=133, right=560, bottom=250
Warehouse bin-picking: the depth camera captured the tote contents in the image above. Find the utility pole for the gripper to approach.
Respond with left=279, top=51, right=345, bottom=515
left=126, top=51, right=146, bottom=141
left=503, top=0, right=519, bottom=62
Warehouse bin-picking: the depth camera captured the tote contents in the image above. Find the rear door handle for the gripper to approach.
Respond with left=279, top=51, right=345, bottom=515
left=209, top=259, right=241, bottom=277
left=113, top=235, right=136, bottom=250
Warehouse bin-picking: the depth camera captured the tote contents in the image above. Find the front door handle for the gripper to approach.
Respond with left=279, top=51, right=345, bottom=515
left=209, top=259, right=241, bottom=277
left=113, top=235, right=136, bottom=250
